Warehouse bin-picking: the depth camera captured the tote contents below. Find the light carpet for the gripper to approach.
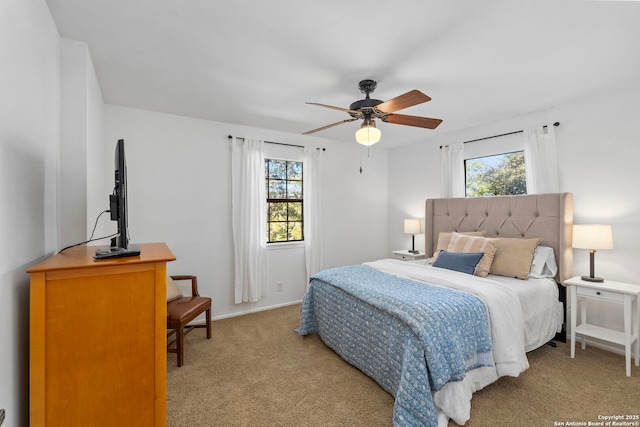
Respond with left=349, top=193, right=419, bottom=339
left=167, top=304, right=640, bottom=426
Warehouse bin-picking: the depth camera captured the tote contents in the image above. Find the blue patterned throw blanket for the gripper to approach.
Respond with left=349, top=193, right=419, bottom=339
left=296, top=265, right=493, bottom=427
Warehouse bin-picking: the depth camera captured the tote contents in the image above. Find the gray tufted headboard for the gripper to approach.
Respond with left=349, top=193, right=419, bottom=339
left=425, top=193, right=574, bottom=284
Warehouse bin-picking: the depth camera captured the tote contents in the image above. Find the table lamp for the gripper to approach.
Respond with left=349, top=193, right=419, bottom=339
left=572, top=224, right=613, bottom=282
left=404, top=219, right=422, bottom=254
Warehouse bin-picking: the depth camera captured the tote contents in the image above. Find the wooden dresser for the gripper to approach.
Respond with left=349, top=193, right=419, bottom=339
left=27, top=242, right=175, bottom=426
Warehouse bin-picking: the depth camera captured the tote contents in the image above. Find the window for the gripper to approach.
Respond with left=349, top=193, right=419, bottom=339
left=465, top=151, right=526, bottom=197
left=265, top=159, right=303, bottom=243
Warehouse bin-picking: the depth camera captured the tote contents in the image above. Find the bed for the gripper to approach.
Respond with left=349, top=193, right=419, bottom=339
left=296, top=193, right=573, bottom=427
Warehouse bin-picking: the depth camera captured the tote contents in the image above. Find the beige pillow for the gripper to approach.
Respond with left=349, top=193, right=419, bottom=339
left=431, top=231, right=487, bottom=261
left=447, top=233, right=498, bottom=277
left=490, top=237, right=542, bottom=279
left=167, top=276, right=183, bottom=302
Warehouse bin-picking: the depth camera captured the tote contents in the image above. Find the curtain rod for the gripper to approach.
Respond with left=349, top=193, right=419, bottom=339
left=228, top=135, right=326, bottom=151
left=439, top=122, right=560, bottom=149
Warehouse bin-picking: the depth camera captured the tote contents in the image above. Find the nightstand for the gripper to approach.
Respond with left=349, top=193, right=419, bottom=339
left=566, top=276, right=640, bottom=376
left=392, top=250, right=426, bottom=261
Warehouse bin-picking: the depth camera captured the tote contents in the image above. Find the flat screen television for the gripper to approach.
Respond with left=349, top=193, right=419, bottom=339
left=94, top=139, right=140, bottom=259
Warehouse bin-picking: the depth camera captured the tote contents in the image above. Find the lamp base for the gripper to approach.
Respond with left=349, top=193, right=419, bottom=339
left=408, top=234, right=419, bottom=254
left=581, top=275, right=604, bottom=283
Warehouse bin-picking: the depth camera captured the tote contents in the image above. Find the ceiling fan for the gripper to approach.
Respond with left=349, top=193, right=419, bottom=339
left=303, top=79, right=442, bottom=146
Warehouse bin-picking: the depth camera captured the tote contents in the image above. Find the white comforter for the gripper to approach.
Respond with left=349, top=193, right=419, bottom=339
left=364, top=259, right=531, bottom=425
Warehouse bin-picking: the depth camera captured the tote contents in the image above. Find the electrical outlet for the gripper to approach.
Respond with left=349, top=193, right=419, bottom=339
left=276, top=281, right=283, bottom=292
left=0, top=408, right=5, bottom=426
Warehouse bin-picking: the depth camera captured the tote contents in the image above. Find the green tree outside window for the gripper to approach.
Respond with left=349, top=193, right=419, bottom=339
left=265, top=159, right=303, bottom=242
left=465, top=151, right=526, bottom=197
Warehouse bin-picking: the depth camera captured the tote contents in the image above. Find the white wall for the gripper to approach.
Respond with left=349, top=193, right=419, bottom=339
left=388, top=87, right=640, bottom=352
left=59, top=38, right=105, bottom=249
left=554, top=87, right=640, bottom=348
left=0, top=0, right=60, bottom=425
left=97, top=105, right=389, bottom=319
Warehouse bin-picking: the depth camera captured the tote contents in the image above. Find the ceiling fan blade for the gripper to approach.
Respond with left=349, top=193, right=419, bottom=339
left=306, top=102, right=360, bottom=114
left=383, top=114, right=443, bottom=129
left=375, top=90, right=431, bottom=113
left=303, top=118, right=358, bottom=135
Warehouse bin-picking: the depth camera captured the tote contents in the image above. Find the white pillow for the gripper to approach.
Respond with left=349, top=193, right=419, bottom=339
left=529, top=246, right=558, bottom=278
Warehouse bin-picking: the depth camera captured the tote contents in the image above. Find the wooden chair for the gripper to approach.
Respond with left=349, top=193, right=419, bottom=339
left=167, top=275, right=211, bottom=367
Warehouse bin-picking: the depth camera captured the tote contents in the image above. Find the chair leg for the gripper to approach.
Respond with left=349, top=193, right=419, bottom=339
left=206, top=308, right=212, bottom=339
left=177, top=326, right=184, bottom=367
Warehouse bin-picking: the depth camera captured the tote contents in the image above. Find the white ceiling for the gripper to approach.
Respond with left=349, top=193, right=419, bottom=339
left=46, top=0, right=640, bottom=148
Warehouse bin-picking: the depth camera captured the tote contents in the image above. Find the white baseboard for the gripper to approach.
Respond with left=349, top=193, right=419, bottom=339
left=212, top=300, right=303, bottom=321
left=185, top=300, right=303, bottom=326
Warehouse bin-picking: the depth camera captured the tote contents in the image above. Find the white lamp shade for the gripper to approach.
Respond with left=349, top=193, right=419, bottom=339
left=355, top=123, right=381, bottom=146
left=404, top=219, right=422, bottom=235
left=572, top=224, right=613, bottom=250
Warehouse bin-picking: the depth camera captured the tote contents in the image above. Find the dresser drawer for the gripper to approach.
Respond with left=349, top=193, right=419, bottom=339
left=576, top=286, right=624, bottom=303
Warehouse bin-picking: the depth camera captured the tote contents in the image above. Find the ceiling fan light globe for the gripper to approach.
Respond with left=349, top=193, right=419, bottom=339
left=355, top=122, right=381, bottom=146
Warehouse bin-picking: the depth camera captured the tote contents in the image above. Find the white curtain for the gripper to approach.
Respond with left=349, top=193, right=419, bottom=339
left=231, top=138, right=266, bottom=304
left=303, top=147, right=323, bottom=285
left=524, top=125, right=559, bottom=194
left=440, top=143, right=465, bottom=197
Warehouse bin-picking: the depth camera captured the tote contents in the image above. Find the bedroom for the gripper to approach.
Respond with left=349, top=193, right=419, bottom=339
left=1, top=0, right=640, bottom=426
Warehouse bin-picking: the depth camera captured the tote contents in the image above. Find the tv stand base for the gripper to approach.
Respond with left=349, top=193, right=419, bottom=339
left=94, top=244, right=141, bottom=260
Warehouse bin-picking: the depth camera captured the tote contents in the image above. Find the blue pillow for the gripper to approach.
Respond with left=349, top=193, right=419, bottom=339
left=432, top=251, right=484, bottom=275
